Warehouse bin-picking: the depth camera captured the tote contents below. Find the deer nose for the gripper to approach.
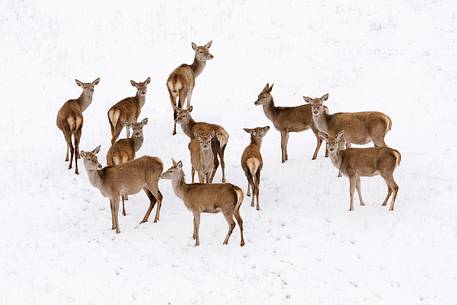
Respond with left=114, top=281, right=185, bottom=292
left=97, top=164, right=103, bottom=169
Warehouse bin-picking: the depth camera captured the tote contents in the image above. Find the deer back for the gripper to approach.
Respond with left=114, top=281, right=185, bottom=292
left=182, top=183, right=240, bottom=212
left=106, top=138, right=136, bottom=166
left=339, top=147, right=400, bottom=177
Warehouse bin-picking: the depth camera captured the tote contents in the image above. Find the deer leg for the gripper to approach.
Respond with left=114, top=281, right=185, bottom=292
left=219, top=144, right=227, bottom=183
left=121, top=196, right=126, bottom=216
left=280, top=130, right=289, bottom=163
left=233, top=210, right=245, bottom=247
left=383, top=174, right=399, bottom=211
left=325, top=142, right=329, bottom=158
left=186, top=89, right=193, bottom=109
left=65, top=144, right=69, bottom=161
left=356, top=176, right=365, bottom=206
left=312, top=130, right=323, bottom=160
left=125, top=125, right=131, bottom=138
left=222, top=212, right=236, bottom=245
left=348, top=175, right=356, bottom=211
left=192, top=211, right=201, bottom=246
left=113, top=197, right=121, bottom=233
left=255, top=170, right=261, bottom=210
left=64, top=131, right=75, bottom=171
left=73, top=128, right=82, bottom=175
left=110, top=199, right=116, bottom=230
left=382, top=185, right=392, bottom=206
left=191, top=167, right=195, bottom=183
left=243, top=170, right=255, bottom=206
left=198, top=172, right=205, bottom=183
left=168, top=89, right=178, bottom=135
left=111, top=122, right=123, bottom=144
left=373, top=138, right=387, bottom=147
left=141, top=188, right=157, bottom=223
left=210, top=149, right=220, bottom=183
left=247, top=182, right=251, bottom=197
left=151, top=187, right=163, bottom=223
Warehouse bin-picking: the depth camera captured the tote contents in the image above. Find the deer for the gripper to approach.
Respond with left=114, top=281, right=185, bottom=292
left=160, top=159, right=245, bottom=247
left=254, top=83, right=327, bottom=163
left=106, top=118, right=148, bottom=216
left=174, top=105, right=229, bottom=182
left=56, top=78, right=100, bottom=175
left=107, top=77, right=151, bottom=144
left=167, top=41, right=214, bottom=135
left=318, top=130, right=401, bottom=211
left=188, top=130, right=216, bottom=184
left=241, top=126, right=270, bottom=210
left=80, top=145, right=163, bottom=234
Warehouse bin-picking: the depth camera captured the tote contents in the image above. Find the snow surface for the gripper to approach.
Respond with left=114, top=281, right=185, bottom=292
left=1, top=0, right=457, bottom=304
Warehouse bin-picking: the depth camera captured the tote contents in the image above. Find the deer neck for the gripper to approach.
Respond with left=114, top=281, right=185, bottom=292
left=181, top=118, right=196, bottom=138
left=313, top=112, right=330, bottom=133
left=200, top=147, right=213, bottom=160
left=262, top=99, right=278, bottom=123
left=85, top=168, right=104, bottom=191
left=136, top=93, right=146, bottom=109
left=171, top=171, right=187, bottom=200
left=329, top=150, right=343, bottom=171
left=191, top=57, right=206, bottom=78
left=78, top=92, right=93, bottom=112
left=133, top=136, right=143, bottom=152
left=251, top=136, right=263, bottom=148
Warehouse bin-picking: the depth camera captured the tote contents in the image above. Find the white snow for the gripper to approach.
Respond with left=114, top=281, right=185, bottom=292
left=1, top=0, right=457, bottom=304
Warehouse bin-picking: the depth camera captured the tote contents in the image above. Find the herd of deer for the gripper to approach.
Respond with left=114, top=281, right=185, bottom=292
left=56, top=41, right=401, bottom=247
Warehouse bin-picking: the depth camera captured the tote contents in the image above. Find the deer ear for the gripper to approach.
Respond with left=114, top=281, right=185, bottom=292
left=130, top=80, right=137, bottom=87
left=318, top=131, right=329, bottom=141
left=80, top=151, right=86, bottom=158
left=92, top=78, right=100, bottom=86
left=177, top=161, right=183, bottom=168
left=141, top=118, right=148, bottom=125
left=172, top=158, right=177, bottom=166
left=268, top=83, right=274, bottom=92
left=336, top=130, right=345, bottom=142
left=243, top=128, right=252, bottom=133
left=303, top=96, right=313, bottom=103
left=321, top=93, right=329, bottom=101
left=75, top=79, right=83, bottom=87
left=145, top=77, right=151, bottom=84
left=92, top=145, right=101, bottom=154
left=192, top=42, right=197, bottom=50
left=188, top=105, right=193, bottom=112
left=263, top=83, right=270, bottom=92
left=205, top=40, right=212, bottom=48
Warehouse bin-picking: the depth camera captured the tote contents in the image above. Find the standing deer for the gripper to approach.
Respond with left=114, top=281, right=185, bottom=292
left=167, top=41, right=214, bottom=135
left=241, top=126, right=270, bottom=210
left=318, top=131, right=401, bottom=211
left=160, top=160, right=245, bottom=247
left=56, top=78, right=100, bottom=174
left=188, top=130, right=216, bottom=184
left=303, top=93, right=392, bottom=148
left=81, top=146, right=163, bottom=234
left=106, top=117, right=148, bottom=216
left=108, top=77, right=151, bottom=144
left=174, top=105, right=229, bottom=182
left=254, top=83, right=327, bottom=163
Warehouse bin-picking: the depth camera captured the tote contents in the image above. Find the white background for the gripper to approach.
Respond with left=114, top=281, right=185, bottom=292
left=1, top=0, right=457, bottom=304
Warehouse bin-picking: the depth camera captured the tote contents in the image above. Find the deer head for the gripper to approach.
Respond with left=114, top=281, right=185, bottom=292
left=80, top=145, right=103, bottom=170
left=254, top=83, right=274, bottom=106
left=243, top=126, right=270, bottom=142
left=192, top=41, right=214, bottom=61
left=174, top=105, right=193, bottom=124
left=198, top=130, right=216, bottom=151
left=303, top=93, right=329, bottom=116
left=130, top=77, right=151, bottom=97
left=160, top=159, right=184, bottom=179
left=75, top=78, right=100, bottom=98
left=125, top=118, right=148, bottom=138
left=318, top=130, right=346, bottom=154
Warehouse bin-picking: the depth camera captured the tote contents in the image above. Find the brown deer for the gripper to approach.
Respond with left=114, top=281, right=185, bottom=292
left=174, top=105, right=229, bottom=182
left=80, top=146, right=163, bottom=234
left=241, top=126, right=270, bottom=210
left=160, top=160, right=245, bottom=247
left=107, top=77, right=151, bottom=144
left=254, top=83, right=327, bottom=163
left=188, top=130, right=216, bottom=184
left=167, top=41, right=214, bottom=135
left=318, top=131, right=401, bottom=211
left=106, top=117, right=148, bottom=216
left=303, top=93, right=392, bottom=148
left=56, top=78, right=100, bottom=174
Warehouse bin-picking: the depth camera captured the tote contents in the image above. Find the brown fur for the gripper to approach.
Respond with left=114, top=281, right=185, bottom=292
left=241, top=126, right=270, bottom=210
left=188, top=131, right=215, bottom=184
left=56, top=78, right=100, bottom=174
left=167, top=41, right=214, bottom=135
left=160, top=160, right=245, bottom=247
left=81, top=146, right=163, bottom=234
left=108, top=77, right=150, bottom=144
left=304, top=94, right=392, bottom=147
left=254, top=83, right=327, bottom=163
left=175, top=105, right=229, bottom=182
left=319, top=131, right=400, bottom=211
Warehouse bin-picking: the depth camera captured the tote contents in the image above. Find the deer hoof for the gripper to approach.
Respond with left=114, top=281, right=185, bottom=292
left=240, top=241, right=245, bottom=247
left=256, top=207, right=260, bottom=211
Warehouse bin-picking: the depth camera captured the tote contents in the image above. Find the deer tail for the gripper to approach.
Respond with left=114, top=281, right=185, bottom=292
left=392, top=149, right=401, bottom=167
left=216, top=129, right=229, bottom=149
left=233, top=185, right=244, bottom=213
left=385, top=115, right=392, bottom=132
left=108, top=108, right=121, bottom=134
left=66, top=116, right=80, bottom=132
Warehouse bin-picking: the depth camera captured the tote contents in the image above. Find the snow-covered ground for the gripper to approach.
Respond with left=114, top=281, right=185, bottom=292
left=1, top=0, right=457, bottom=304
